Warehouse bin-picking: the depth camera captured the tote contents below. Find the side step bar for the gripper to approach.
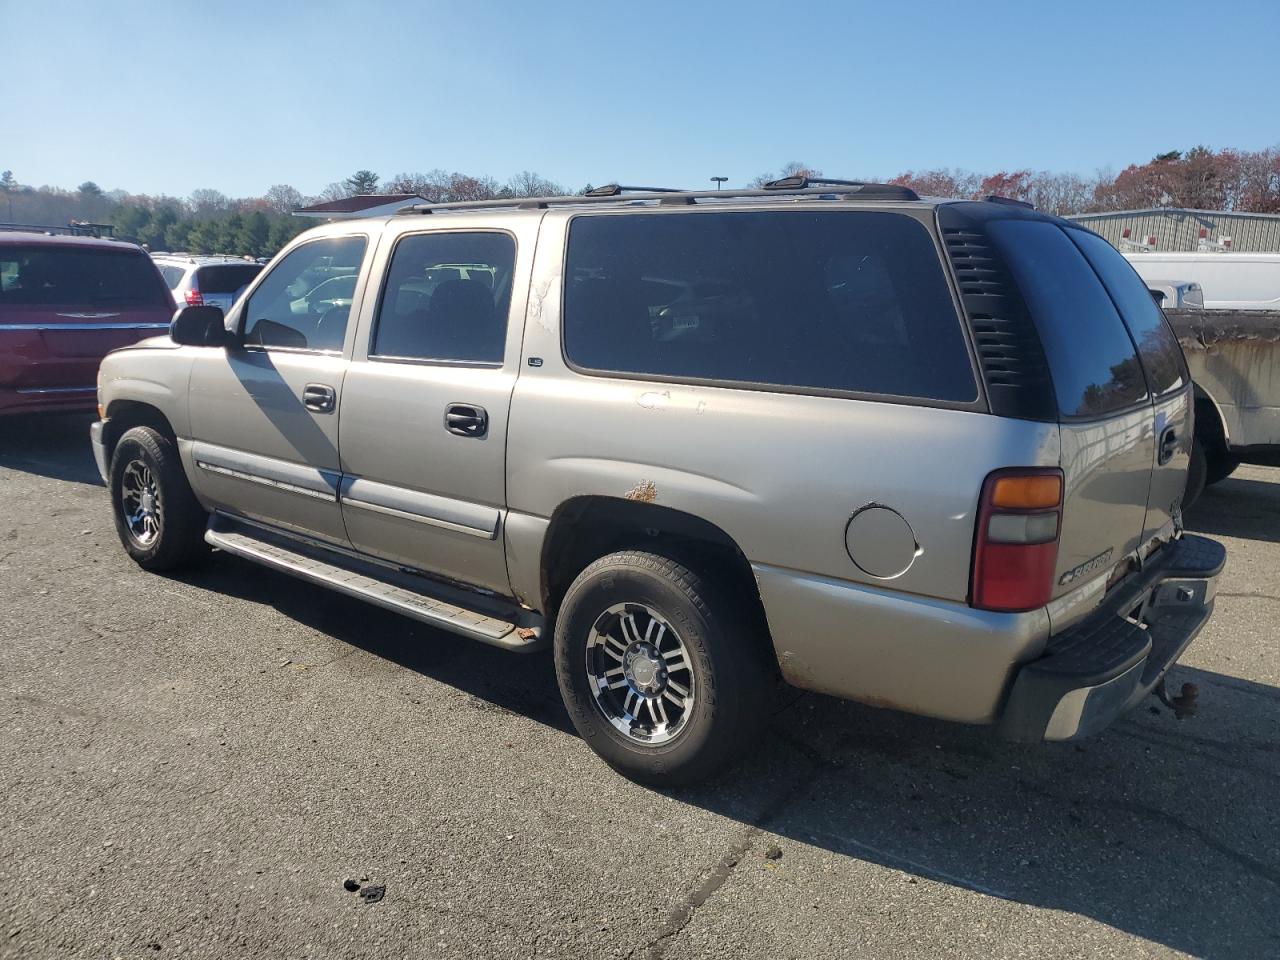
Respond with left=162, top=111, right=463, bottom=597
left=204, top=516, right=543, bottom=651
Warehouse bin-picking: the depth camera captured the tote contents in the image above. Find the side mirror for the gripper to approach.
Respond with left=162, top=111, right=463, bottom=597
left=170, top=305, right=231, bottom=347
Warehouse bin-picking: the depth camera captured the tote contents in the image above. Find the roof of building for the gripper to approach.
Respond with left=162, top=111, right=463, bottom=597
left=293, top=194, right=424, bottom=217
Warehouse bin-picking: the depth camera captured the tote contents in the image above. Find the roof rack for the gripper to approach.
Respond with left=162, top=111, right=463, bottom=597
left=762, top=175, right=918, bottom=200
left=985, top=195, right=1034, bottom=210
left=583, top=183, right=684, bottom=197
left=395, top=179, right=920, bottom=216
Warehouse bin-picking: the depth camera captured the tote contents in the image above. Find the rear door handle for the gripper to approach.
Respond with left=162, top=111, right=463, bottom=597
left=1158, top=426, right=1178, bottom=465
left=303, top=383, right=336, bottom=413
left=445, top=403, right=488, bottom=438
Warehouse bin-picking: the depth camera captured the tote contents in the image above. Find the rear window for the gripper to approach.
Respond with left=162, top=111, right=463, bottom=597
left=988, top=220, right=1147, bottom=418
left=562, top=211, right=976, bottom=403
left=196, top=263, right=262, bottom=294
left=1066, top=228, right=1187, bottom=397
left=0, top=246, right=170, bottom=308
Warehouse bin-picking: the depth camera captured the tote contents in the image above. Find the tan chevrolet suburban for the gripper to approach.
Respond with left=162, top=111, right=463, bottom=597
left=92, top=178, right=1225, bottom=785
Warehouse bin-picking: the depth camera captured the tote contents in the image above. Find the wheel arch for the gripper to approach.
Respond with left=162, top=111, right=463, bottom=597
left=538, top=495, right=771, bottom=648
left=1192, top=384, right=1230, bottom=450
left=103, top=400, right=179, bottom=466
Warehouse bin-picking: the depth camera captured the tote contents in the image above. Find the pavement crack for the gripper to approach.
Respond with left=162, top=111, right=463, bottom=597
left=637, top=730, right=833, bottom=959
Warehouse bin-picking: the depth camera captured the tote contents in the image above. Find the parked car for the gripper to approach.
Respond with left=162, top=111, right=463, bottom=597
left=1164, top=307, right=1280, bottom=499
left=92, top=180, right=1224, bottom=785
left=152, top=254, right=263, bottom=315
left=1147, top=280, right=1204, bottom=310
left=0, top=232, right=174, bottom=416
left=1124, top=251, right=1280, bottom=311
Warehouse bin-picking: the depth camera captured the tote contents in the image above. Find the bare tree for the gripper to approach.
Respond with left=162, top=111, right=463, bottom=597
left=504, top=171, right=565, bottom=198
left=264, top=184, right=304, bottom=214
left=189, top=188, right=231, bottom=218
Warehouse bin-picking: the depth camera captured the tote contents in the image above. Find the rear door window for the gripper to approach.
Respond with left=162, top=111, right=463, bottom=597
left=372, top=232, right=515, bottom=363
left=988, top=220, right=1148, bottom=418
left=562, top=211, right=976, bottom=403
left=1066, top=228, right=1187, bottom=397
left=0, top=246, right=170, bottom=308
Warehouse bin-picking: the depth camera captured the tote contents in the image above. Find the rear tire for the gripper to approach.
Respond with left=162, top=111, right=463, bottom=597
left=109, top=426, right=208, bottom=571
left=553, top=550, right=771, bottom=786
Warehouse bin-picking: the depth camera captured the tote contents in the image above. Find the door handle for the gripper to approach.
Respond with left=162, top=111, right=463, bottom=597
left=1158, top=426, right=1178, bottom=465
left=444, top=403, right=488, bottom=438
left=303, top=383, right=336, bottom=413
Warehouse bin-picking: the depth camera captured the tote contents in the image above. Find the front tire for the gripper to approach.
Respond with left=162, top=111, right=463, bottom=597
left=553, top=550, right=771, bottom=786
left=109, top=426, right=208, bottom=571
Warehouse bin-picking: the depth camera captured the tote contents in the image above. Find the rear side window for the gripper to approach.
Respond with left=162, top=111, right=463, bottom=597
left=158, top=264, right=187, bottom=289
left=196, top=263, right=262, bottom=294
left=0, top=246, right=170, bottom=308
left=1066, top=229, right=1187, bottom=397
left=372, top=232, right=515, bottom=363
left=988, top=220, right=1147, bottom=418
left=562, top=211, right=976, bottom=403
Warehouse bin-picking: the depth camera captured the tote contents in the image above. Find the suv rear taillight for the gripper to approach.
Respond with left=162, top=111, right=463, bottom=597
left=184, top=288, right=204, bottom=306
left=971, top=468, right=1063, bottom=613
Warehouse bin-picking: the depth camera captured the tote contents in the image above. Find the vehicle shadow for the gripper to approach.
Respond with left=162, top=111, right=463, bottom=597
left=1186, top=470, right=1280, bottom=544
left=174, top=551, right=1280, bottom=959
left=0, top=411, right=102, bottom=486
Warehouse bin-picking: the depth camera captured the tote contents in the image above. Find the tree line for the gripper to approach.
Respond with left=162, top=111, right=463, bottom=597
left=2, top=145, right=1277, bottom=258
left=753, top=145, right=1280, bottom=216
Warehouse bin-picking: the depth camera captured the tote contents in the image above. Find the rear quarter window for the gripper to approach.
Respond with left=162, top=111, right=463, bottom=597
left=562, top=211, right=977, bottom=403
left=1066, top=228, right=1188, bottom=397
left=988, top=220, right=1148, bottom=418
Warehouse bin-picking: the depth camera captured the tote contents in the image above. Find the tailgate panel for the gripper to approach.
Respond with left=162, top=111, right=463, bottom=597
left=1055, top=408, right=1153, bottom=599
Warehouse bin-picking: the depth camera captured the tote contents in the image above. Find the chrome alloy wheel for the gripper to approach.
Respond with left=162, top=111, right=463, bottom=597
left=585, top=603, right=695, bottom=745
left=119, top=459, right=163, bottom=546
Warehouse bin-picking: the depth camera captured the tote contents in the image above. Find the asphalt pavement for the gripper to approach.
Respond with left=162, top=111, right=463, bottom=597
left=1, top=413, right=1277, bottom=959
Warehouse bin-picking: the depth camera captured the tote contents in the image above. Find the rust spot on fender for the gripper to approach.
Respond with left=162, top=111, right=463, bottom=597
left=623, top=479, right=658, bottom=503
left=515, top=627, right=538, bottom=640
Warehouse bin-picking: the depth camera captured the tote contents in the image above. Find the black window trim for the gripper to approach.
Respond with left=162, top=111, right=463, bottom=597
left=237, top=232, right=371, bottom=357
left=366, top=226, right=518, bottom=369
left=1061, top=224, right=1189, bottom=404
left=556, top=207, right=986, bottom=412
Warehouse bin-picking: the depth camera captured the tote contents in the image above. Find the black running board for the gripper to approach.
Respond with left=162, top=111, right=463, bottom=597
left=205, top=515, right=543, bottom=651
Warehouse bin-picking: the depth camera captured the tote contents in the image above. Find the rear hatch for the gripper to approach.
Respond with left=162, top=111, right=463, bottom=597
left=0, top=243, right=174, bottom=392
left=985, top=218, right=1192, bottom=598
left=191, top=263, right=262, bottom=314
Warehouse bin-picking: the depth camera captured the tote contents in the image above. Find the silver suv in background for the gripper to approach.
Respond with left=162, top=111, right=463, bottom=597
left=152, top=254, right=263, bottom=314
left=94, top=179, right=1224, bottom=785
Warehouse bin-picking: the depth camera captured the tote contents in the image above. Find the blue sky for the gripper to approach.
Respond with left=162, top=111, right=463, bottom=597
left=6, top=0, right=1278, bottom=198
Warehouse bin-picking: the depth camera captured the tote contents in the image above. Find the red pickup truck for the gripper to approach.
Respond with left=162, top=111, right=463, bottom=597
left=0, top=232, right=174, bottom=416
